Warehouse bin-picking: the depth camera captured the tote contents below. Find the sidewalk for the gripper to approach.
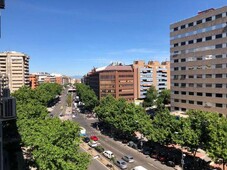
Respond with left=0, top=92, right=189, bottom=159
left=80, top=142, right=118, bottom=170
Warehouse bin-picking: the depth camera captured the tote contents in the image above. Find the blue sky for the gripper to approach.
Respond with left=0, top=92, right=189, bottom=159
left=0, top=0, right=226, bottom=76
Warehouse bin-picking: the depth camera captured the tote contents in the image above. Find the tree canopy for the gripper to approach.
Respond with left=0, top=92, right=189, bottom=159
left=13, top=83, right=90, bottom=170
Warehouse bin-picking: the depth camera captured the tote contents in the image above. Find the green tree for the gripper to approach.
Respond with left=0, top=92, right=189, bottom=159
left=207, top=115, right=227, bottom=170
left=156, top=89, right=171, bottom=111
left=13, top=84, right=90, bottom=170
left=75, top=83, right=99, bottom=111
left=143, top=85, right=158, bottom=108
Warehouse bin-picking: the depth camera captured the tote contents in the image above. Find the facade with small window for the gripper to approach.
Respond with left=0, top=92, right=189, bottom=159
left=170, top=6, right=227, bottom=116
left=84, top=63, right=134, bottom=102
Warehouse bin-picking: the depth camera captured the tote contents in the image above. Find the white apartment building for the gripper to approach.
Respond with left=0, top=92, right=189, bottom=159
left=0, top=51, right=30, bottom=92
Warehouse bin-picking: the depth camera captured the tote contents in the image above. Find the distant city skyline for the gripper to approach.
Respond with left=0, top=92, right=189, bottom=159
left=0, top=0, right=226, bottom=76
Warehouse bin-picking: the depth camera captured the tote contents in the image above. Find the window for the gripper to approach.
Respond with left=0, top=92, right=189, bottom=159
left=174, top=27, right=178, bottom=31
left=174, top=99, right=179, bottom=102
left=174, top=43, right=178, bottom=47
left=188, top=40, right=193, bottom=44
left=174, top=59, right=178, bottom=63
left=216, top=34, right=222, bottom=39
left=206, top=74, right=212, bottom=78
left=182, top=108, right=186, bottom=111
left=181, top=83, right=186, bottom=88
left=174, top=107, right=179, bottom=110
left=181, top=100, right=186, bottom=103
left=181, top=58, right=186, bottom=62
left=206, top=93, right=212, bottom=97
left=197, top=84, right=203, bottom=88
left=173, top=75, right=178, bottom=80
left=197, top=57, right=203, bottom=61
left=188, top=22, right=193, bottom=27
left=189, top=100, right=194, bottom=104
left=181, top=91, right=186, bottom=95
left=197, top=101, right=203, bottom=105
left=197, top=74, right=202, bottom=78
left=206, top=84, right=212, bottom=88
left=189, top=83, right=194, bottom=87
left=206, top=17, right=212, bottom=22
left=216, top=55, right=222, bottom=58
left=216, top=93, right=223, bottom=98
left=216, top=103, right=223, bottom=108
left=215, top=14, right=222, bottom=19
left=180, top=75, right=186, bottom=80
left=216, top=44, right=222, bottom=49
left=189, top=92, right=194, bottom=95
left=197, top=20, right=202, bottom=24
left=197, top=38, right=202, bottom=43
left=206, top=36, right=212, bottom=41
left=181, top=42, right=186, bottom=46
left=215, top=74, right=223, bottom=78
left=189, top=75, right=194, bottom=78
left=174, top=91, right=179, bottom=94
left=216, top=64, right=222, bottom=68
left=181, top=67, right=186, bottom=70
left=181, top=25, right=185, bottom=29
left=174, top=83, right=179, bottom=86
left=174, top=67, right=179, bottom=71
left=197, top=92, right=203, bottom=96
left=216, top=84, right=222, bottom=88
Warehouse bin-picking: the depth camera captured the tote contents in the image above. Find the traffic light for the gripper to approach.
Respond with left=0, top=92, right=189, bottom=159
left=0, top=0, right=5, bottom=9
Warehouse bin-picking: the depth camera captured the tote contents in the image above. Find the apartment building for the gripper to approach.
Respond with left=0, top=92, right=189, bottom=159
left=84, top=63, right=134, bottom=101
left=29, top=74, right=38, bottom=89
left=170, top=7, right=227, bottom=116
left=133, top=60, right=170, bottom=99
left=0, top=51, right=29, bottom=92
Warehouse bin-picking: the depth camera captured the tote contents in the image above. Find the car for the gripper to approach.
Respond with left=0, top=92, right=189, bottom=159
left=131, top=166, right=148, bottom=170
left=115, top=159, right=127, bottom=169
left=157, top=152, right=167, bottom=162
left=90, top=135, right=99, bottom=141
left=83, top=137, right=90, bottom=143
left=128, top=141, right=138, bottom=149
left=72, top=114, right=76, bottom=118
left=88, top=141, right=98, bottom=147
left=142, top=147, right=151, bottom=155
left=103, top=150, right=114, bottom=159
left=59, top=113, right=63, bottom=117
left=122, top=155, right=134, bottom=163
left=166, top=160, right=175, bottom=167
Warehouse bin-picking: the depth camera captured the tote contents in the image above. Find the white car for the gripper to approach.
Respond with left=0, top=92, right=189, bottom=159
left=72, top=114, right=76, bottom=118
left=131, top=166, right=147, bottom=170
left=103, top=150, right=114, bottom=159
left=88, top=141, right=98, bottom=148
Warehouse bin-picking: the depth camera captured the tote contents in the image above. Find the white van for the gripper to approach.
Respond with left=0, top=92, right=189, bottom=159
left=131, top=166, right=148, bottom=170
left=103, top=150, right=114, bottom=159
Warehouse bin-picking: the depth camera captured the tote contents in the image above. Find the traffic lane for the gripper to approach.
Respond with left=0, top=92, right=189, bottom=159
left=51, top=89, right=68, bottom=116
left=80, top=147, right=109, bottom=170
left=74, top=115, right=173, bottom=170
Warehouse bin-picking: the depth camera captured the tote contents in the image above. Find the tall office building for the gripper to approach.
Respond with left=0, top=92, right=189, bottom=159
left=0, top=51, right=29, bottom=92
left=170, top=7, right=227, bottom=116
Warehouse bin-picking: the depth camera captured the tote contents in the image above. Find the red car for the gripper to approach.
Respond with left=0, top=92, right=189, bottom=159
left=90, top=135, right=99, bottom=141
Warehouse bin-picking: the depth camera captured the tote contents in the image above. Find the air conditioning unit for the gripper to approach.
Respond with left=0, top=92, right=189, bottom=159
left=0, top=97, right=16, bottom=119
left=204, top=102, right=212, bottom=108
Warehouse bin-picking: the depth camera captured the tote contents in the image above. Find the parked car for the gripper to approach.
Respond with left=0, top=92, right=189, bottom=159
left=88, top=141, right=98, bottom=147
left=90, top=135, right=99, bottom=141
left=157, top=152, right=167, bottom=162
left=103, top=150, right=114, bottom=159
left=83, top=137, right=90, bottom=143
left=122, top=155, right=134, bottom=163
left=115, top=159, right=127, bottom=169
left=166, top=160, right=175, bottom=167
left=128, top=141, right=138, bottom=149
left=131, top=166, right=148, bottom=170
left=142, top=147, right=151, bottom=155
left=150, top=150, right=158, bottom=159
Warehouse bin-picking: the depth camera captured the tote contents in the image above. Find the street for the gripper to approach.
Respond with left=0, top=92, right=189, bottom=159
left=73, top=113, right=174, bottom=170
